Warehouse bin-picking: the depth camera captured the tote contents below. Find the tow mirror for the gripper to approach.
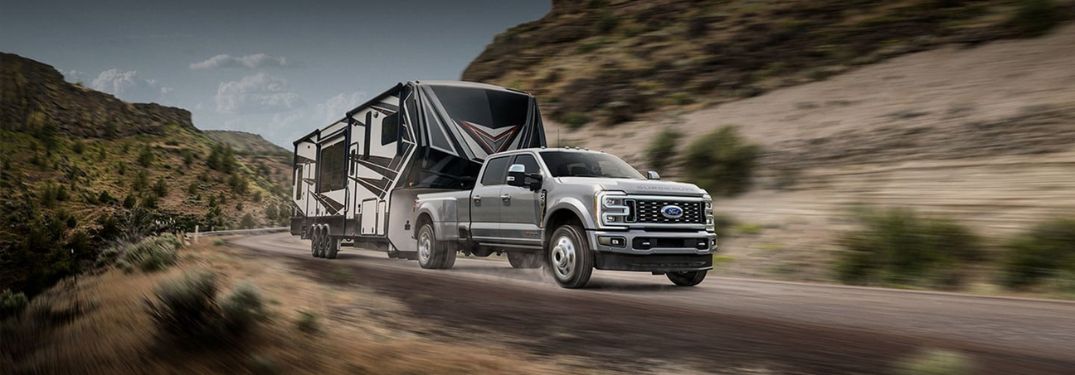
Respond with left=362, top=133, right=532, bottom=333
left=507, top=164, right=527, bottom=187
left=507, top=164, right=543, bottom=191
left=647, top=171, right=661, bottom=180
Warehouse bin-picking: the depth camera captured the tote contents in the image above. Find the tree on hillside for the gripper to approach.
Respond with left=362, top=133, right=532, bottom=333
left=137, top=146, right=154, bottom=167
left=206, top=144, right=237, bottom=173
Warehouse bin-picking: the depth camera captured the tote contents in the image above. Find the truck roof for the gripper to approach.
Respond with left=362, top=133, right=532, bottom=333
left=487, top=147, right=606, bottom=158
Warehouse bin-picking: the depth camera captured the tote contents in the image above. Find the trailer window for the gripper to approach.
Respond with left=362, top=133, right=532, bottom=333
left=430, top=85, right=529, bottom=129
left=317, top=141, right=347, bottom=192
left=295, top=165, right=303, bottom=200
left=480, top=157, right=510, bottom=186
left=381, top=112, right=399, bottom=145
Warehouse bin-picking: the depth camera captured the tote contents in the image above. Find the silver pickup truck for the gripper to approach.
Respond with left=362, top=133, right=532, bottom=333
left=413, top=148, right=717, bottom=288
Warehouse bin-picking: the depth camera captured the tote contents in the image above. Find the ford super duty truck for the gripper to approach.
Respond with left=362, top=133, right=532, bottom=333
left=413, top=147, right=717, bottom=288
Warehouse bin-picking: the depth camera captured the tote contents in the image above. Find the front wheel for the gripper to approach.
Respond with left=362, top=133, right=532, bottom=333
left=546, top=224, right=593, bottom=288
left=667, top=270, right=707, bottom=286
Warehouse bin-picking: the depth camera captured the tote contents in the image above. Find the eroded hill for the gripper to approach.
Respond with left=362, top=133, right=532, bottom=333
left=0, top=52, right=291, bottom=294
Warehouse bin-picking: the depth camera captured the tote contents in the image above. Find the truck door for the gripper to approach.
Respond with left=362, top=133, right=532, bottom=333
left=470, top=156, right=509, bottom=240
left=500, top=153, right=543, bottom=247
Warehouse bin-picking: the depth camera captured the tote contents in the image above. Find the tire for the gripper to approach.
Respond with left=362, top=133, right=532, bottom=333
left=507, top=252, right=541, bottom=269
left=667, top=270, right=707, bottom=287
left=417, top=223, right=451, bottom=269
left=312, top=226, right=324, bottom=258
left=324, top=235, right=340, bottom=259
left=309, top=227, right=319, bottom=258
left=546, top=224, right=593, bottom=288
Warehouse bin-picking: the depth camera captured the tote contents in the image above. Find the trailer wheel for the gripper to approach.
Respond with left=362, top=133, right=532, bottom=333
left=417, top=223, right=455, bottom=269
left=667, top=270, right=707, bottom=287
left=312, top=226, right=324, bottom=258
left=507, top=252, right=541, bottom=269
left=547, top=224, right=593, bottom=288
left=325, top=235, right=340, bottom=259
left=309, top=227, right=318, bottom=258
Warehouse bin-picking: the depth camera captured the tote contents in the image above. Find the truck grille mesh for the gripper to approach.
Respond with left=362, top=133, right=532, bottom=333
left=627, top=199, right=704, bottom=224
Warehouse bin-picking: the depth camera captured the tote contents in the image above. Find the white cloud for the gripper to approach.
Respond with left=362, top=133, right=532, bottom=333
left=90, top=69, right=172, bottom=102
left=215, top=72, right=304, bottom=114
left=62, top=69, right=87, bottom=84
left=316, top=91, right=367, bottom=123
left=190, top=53, right=290, bottom=70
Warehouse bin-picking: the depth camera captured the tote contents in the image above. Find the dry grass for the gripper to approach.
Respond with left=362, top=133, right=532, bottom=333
left=0, top=240, right=588, bottom=374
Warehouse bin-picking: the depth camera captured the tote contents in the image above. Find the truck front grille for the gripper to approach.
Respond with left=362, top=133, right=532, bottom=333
left=627, top=199, right=704, bottom=224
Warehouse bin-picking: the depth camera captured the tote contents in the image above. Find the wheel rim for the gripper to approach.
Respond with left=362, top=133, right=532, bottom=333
left=551, top=235, right=576, bottom=280
left=418, top=227, right=432, bottom=264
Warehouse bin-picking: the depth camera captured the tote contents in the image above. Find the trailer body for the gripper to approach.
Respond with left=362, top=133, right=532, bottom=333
left=290, top=81, right=546, bottom=257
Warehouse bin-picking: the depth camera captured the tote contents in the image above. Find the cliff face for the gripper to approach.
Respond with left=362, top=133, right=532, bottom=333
left=463, top=0, right=1072, bottom=126
left=0, top=52, right=193, bottom=138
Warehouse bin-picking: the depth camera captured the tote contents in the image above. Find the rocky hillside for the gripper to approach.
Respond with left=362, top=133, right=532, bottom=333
left=0, top=52, right=292, bottom=295
left=464, top=1, right=1075, bottom=287
left=465, top=0, right=1072, bottom=127
left=204, top=130, right=288, bottom=156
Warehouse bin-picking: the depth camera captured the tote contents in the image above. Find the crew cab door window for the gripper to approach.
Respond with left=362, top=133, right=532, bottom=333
left=480, top=157, right=510, bottom=186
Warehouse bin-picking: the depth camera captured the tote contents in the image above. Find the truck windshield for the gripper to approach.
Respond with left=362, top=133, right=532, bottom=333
left=540, top=151, right=644, bottom=179
left=430, top=85, right=530, bottom=129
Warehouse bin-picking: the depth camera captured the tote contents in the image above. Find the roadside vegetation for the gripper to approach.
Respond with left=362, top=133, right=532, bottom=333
left=646, top=128, right=681, bottom=173
left=683, top=126, right=761, bottom=197
left=835, top=208, right=982, bottom=289
left=833, top=207, right=1075, bottom=295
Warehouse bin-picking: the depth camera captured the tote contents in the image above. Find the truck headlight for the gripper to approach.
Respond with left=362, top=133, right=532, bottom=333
left=595, top=191, right=628, bottom=228
left=703, top=193, right=715, bottom=233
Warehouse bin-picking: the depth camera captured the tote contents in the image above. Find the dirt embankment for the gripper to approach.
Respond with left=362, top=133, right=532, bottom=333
left=549, top=24, right=1075, bottom=283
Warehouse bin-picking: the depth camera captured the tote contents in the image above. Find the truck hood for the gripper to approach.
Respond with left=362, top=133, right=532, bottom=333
left=555, top=177, right=707, bottom=197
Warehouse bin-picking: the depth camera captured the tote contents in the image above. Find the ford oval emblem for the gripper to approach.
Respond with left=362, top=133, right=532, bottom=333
left=660, top=205, right=684, bottom=219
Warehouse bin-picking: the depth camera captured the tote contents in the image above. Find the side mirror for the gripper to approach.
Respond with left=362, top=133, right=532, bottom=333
left=507, top=164, right=527, bottom=187
left=647, top=171, right=661, bottom=180
left=526, top=173, right=543, bottom=191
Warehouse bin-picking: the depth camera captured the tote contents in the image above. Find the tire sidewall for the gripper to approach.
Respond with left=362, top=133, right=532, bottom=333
left=417, top=223, right=437, bottom=269
left=546, top=225, right=593, bottom=288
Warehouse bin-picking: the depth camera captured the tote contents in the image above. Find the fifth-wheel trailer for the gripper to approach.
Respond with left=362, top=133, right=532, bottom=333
left=290, top=80, right=546, bottom=259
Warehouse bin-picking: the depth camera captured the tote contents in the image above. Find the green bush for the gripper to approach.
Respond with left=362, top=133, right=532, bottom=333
left=646, top=129, right=681, bottom=172
left=145, top=271, right=220, bottom=341
left=683, top=126, right=761, bottom=197
left=221, top=283, right=266, bottom=333
left=894, top=349, right=973, bottom=375
left=119, top=234, right=181, bottom=272
left=1000, top=218, right=1075, bottom=289
left=561, top=112, right=591, bottom=130
left=137, top=146, right=154, bottom=167
left=836, top=208, right=982, bottom=288
left=146, top=272, right=268, bottom=344
left=1, top=289, right=29, bottom=319
left=295, top=310, right=320, bottom=334
left=1008, top=0, right=1061, bottom=36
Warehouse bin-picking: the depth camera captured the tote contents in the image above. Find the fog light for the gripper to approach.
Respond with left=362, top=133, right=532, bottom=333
left=598, top=236, right=626, bottom=247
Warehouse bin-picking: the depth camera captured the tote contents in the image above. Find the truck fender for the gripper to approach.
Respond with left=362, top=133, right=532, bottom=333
left=543, top=197, right=596, bottom=230
left=414, top=199, right=459, bottom=242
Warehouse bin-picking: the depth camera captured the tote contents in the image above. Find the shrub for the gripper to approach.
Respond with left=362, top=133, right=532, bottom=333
left=561, top=112, right=591, bottom=130
left=683, top=126, right=761, bottom=197
left=137, top=146, right=154, bottom=167
left=1, top=289, right=29, bottom=319
left=240, top=213, right=256, bottom=229
left=152, top=177, right=168, bottom=197
left=1000, top=218, right=1075, bottom=289
left=1008, top=0, right=1061, bottom=37
left=646, top=129, right=681, bottom=172
left=894, top=349, right=973, bottom=375
left=119, top=234, right=181, bottom=272
left=220, top=283, right=266, bottom=333
left=295, top=310, right=320, bottom=334
left=836, top=208, right=982, bottom=288
left=146, top=271, right=221, bottom=343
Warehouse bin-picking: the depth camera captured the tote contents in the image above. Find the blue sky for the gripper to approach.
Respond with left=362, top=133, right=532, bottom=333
left=0, top=0, right=550, bottom=147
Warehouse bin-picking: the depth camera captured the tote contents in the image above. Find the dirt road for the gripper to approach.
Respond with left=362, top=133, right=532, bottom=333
left=232, top=232, right=1075, bottom=374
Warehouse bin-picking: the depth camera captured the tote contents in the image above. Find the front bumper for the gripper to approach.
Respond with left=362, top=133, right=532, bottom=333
left=587, top=228, right=717, bottom=272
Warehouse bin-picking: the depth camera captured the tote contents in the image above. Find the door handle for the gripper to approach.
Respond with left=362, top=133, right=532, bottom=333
left=500, top=194, right=511, bottom=202
left=473, top=195, right=481, bottom=206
